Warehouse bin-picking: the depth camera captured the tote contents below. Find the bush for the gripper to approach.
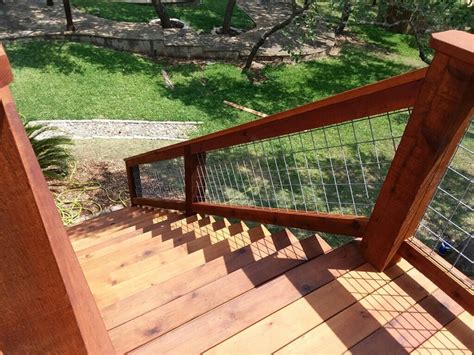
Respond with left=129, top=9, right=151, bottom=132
left=23, top=120, right=74, bottom=179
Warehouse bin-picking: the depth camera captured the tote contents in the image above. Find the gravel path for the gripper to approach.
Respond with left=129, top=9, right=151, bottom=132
left=33, top=119, right=200, bottom=140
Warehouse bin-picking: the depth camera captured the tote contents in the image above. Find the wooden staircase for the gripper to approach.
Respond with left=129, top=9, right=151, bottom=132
left=68, top=206, right=472, bottom=354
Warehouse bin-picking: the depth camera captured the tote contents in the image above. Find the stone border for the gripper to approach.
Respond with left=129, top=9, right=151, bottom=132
left=0, top=2, right=335, bottom=61
left=32, top=119, right=201, bottom=141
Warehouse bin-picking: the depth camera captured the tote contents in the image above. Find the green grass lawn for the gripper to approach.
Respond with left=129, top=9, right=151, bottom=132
left=71, top=0, right=255, bottom=33
left=7, top=26, right=424, bottom=135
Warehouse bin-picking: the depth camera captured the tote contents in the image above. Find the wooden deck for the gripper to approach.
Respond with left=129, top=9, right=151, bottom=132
left=69, top=207, right=473, bottom=354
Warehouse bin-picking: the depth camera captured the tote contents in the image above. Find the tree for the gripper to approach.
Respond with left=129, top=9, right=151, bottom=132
left=151, top=0, right=173, bottom=29
left=243, top=0, right=311, bottom=72
left=221, top=0, right=237, bottom=34
left=63, top=0, right=75, bottom=32
left=334, top=0, right=352, bottom=36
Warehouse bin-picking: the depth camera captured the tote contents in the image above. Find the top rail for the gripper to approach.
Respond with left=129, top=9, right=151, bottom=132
left=125, top=67, right=427, bottom=167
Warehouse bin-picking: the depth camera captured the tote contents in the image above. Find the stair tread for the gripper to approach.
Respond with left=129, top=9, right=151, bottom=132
left=69, top=207, right=157, bottom=238
left=68, top=207, right=469, bottom=354
left=100, top=229, right=301, bottom=330
left=109, top=233, right=331, bottom=353
left=79, top=215, right=216, bottom=267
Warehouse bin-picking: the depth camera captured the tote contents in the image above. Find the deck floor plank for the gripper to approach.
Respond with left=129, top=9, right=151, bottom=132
left=275, top=268, right=438, bottom=354
left=205, top=260, right=413, bottom=355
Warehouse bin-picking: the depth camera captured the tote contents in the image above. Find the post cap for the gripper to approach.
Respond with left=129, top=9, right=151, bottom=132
left=430, top=30, right=474, bottom=66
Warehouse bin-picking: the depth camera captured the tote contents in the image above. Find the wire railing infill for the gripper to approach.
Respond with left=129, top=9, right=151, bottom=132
left=411, top=120, right=473, bottom=284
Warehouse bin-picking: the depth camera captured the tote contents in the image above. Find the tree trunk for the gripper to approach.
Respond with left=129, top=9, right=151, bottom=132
left=63, top=0, right=75, bottom=32
left=221, top=0, right=237, bottom=34
left=243, top=1, right=309, bottom=72
left=376, top=0, right=387, bottom=22
left=334, top=0, right=352, bottom=36
left=152, top=0, right=173, bottom=29
left=47, top=0, right=54, bottom=6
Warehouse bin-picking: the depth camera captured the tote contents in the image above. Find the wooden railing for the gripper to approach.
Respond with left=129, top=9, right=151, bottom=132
left=0, top=46, right=114, bottom=353
left=125, top=30, right=473, bottom=314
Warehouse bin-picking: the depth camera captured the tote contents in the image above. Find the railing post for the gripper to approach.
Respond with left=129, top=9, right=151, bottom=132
left=185, top=146, right=206, bottom=216
left=362, top=30, right=474, bottom=271
left=0, top=46, right=114, bottom=353
left=126, top=164, right=142, bottom=206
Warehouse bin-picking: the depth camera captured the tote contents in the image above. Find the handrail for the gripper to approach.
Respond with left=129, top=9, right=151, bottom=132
left=124, top=31, right=474, bottom=315
left=124, top=65, right=427, bottom=237
left=0, top=45, right=114, bottom=353
left=125, top=67, right=427, bottom=167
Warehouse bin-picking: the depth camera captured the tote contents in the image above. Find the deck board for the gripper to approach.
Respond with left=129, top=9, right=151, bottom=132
left=70, top=207, right=471, bottom=354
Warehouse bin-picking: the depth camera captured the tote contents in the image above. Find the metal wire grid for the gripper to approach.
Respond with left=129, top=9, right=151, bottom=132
left=412, top=120, right=473, bottom=283
left=138, top=157, right=185, bottom=200
left=195, top=109, right=412, bottom=216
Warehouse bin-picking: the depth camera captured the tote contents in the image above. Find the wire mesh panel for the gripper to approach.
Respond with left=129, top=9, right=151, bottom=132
left=412, top=121, right=473, bottom=286
left=137, top=157, right=185, bottom=200
left=195, top=109, right=412, bottom=216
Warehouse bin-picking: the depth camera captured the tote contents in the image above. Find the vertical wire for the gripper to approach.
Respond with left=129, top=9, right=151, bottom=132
left=368, top=117, right=381, bottom=170
left=269, top=139, right=289, bottom=210
left=288, top=133, right=308, bottom=212
left=351, top=120, right=370, bottom=200
left=245, top=144, right=265, bottom=208
left=222, top=158, right=238, bottom=205
left=212, top=158, right=227, bottom=204
left=322, top=127, right=343, bottom=213
left=298, top=133, right=319, bottom=212
left=310, top=130, right=331, bottom=213
left=251, top=142, right=272, bottom=208
left=336, top=124, right=358, bottom=215
left=207, top=155, right=223, bottom=203
left=229, top=156, right=244, bottom=205
left=237, top=156, right=257, bottom=207
left=260, top=139, right=280, bottom=209
left=277, top=136, right=298, bottom=210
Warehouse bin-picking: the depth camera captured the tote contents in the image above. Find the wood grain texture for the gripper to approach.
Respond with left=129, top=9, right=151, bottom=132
left=412, top=311, right=473, bottom=354
left=398, top=240, right=473, bottom=315
left=101, top=229, right=301, bottom=330
left=362, top=50, right=474, bottom=270
left=206, top=260, right=412, bottom=355
left=125, top=68, right=426, bottom=166
left=132, top=197, right=185, bottom=211
left=276, top=268, right=437, bottom=354
left=110, top=234, right=330, bottom=353
left=91, top=222, right=268, bottom=309
left=0, top=45, right=13, bottom=89
left=430, top=30, right=474, bottom=66
left=130, top=242, right=364, bottom=354
left=0, top=86, right=113, bottom=353
left=192, top=202, right=368, bottom=236
left=348, top=288, right=465, bottom=354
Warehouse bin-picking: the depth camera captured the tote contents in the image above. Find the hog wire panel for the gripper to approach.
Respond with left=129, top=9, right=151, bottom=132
left=195, top=109, right=412, bottom=216
left=411, top=120, right=473, bottom=285
left=137, top=157, right=185, bottom=200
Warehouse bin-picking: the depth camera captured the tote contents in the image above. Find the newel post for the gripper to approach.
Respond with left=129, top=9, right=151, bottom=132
left=185, top=146, right=206, bottom=216
left=362, top=30, right=474, bottom=271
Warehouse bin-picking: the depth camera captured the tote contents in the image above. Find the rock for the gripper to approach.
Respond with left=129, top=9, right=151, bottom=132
left=251, top=61, right=265, bottom=70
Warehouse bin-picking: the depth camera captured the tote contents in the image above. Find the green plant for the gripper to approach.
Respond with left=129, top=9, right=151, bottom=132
left=23, top=119, right=74, bottom=179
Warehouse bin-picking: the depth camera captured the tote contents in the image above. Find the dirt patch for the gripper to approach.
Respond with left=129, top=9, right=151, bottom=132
left=50, top=138, right=175, bottom=225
